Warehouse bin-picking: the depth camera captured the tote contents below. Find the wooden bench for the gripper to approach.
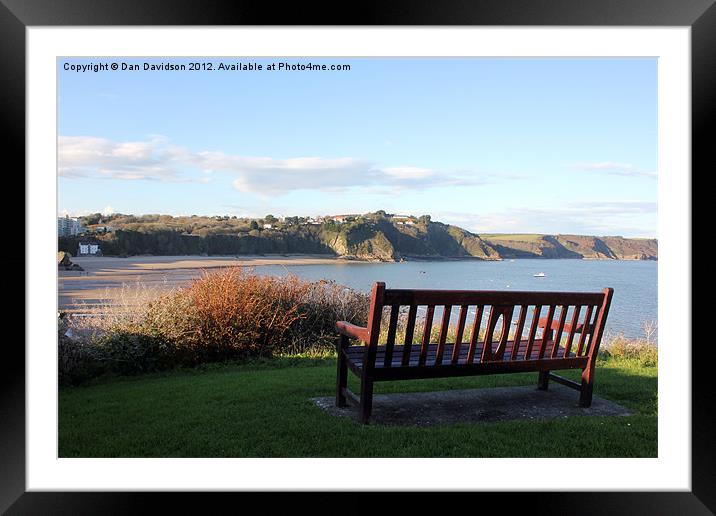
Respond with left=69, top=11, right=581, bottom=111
left=335, top=282, right=614, bottom=423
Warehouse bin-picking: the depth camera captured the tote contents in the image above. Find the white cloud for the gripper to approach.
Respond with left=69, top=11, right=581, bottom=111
left=434, top=200, right=657, bottom=237
left=190, top=151, right=486, bottom=194
left=59, top=135, right=186, bottom=181
left=571, top=162, right=657, bottom=179
left=58, top=135, right=491, bottom=195
left=102, top=205, right=115, bottom=216
left=57, top=208, right=91, bottom=218
left=383, top=167, right=435, bottom=180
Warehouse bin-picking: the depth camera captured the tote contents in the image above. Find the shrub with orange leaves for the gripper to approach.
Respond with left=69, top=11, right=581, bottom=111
left=59, top=268, right=371, bottom=381
left=182, top=268, right=311, bottom=361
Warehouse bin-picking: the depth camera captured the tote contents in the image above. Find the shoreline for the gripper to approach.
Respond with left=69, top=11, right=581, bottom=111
left=62, top=254, right=358, bottom=275
left=63, top=253, right=656, bottom=272
left=58, top=255, right=361, bottom=311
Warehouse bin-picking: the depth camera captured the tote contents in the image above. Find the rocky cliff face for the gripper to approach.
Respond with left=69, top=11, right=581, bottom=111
left=317, top=221, right=657, bottom=261
left=480, top=234, right=657, bottom=261
left=318, top=225, right=395, bottom=261
left=599, top=236, right=658, bottom=260
left=62, top=213, right=658, bottom=261
left=317, top=220, right=503, bottom=261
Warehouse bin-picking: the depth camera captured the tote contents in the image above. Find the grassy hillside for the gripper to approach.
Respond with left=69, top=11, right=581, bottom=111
left=59, top=211, right=657, bottom=261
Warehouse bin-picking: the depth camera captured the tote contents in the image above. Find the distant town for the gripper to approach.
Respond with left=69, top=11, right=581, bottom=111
left=58, top=214, right=110, bottom=255
left=58, top=212, right=419, bottom=256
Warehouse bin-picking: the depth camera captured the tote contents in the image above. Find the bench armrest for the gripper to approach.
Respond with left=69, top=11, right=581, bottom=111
left=335, top=321, right=369, bottom=343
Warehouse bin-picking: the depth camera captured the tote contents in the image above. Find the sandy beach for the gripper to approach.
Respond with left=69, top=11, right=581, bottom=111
left=58, top=254, right=351, bottom=312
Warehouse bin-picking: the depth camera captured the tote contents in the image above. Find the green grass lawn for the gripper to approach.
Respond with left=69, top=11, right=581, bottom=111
left=58, top=356, right=657, bottom=457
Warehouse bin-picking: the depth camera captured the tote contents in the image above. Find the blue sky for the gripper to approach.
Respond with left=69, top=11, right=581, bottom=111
left=58, top=57, right=657, bottom=237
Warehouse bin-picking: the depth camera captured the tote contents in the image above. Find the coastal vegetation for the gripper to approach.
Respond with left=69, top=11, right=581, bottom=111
left=58, top=211, right=658, bottom=261
left=59, top=270, right=369, bottom=385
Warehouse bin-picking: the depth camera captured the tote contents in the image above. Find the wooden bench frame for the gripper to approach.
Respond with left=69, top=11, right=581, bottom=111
left=335, top=282, right=614, bottom=424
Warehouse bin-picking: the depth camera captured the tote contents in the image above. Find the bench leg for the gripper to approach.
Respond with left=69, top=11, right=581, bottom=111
left=579, top=366, right=594, bottom=408
left=336, top=335, right=348, bottom=407
left=359, top=376, right=374, bottom=424
left=537, top=370, right=550, bottom=390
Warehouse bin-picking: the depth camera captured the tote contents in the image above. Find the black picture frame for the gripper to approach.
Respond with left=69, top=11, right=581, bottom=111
left=2, top=0, right=708, bottom=513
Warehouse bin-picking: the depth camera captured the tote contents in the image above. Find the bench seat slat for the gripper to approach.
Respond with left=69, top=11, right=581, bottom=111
left=345, top=341, right=578, bottom=368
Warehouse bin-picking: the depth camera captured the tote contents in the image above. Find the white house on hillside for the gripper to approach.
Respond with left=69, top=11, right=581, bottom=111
left=77, top=242, right=101, bottom=256
left=393, top=215, right=415, bottom=225
left=329, top=214, right=359, bottom=223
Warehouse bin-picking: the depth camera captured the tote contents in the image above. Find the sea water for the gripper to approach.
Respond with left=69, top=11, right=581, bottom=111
left=253, top=259, right=657, bottom=340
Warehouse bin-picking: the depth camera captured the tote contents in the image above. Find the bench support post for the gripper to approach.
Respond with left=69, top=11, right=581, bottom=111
left=537, top=370, right=550, bottom=390
left=336, top=335, right=349, bottom=407
left=579, top=365, right=594, bottom=407
left=359, top=375, right=374, bottom=424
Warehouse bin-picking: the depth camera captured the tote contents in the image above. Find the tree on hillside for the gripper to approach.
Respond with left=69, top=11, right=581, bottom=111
left=82, top=213, right=103, bottom=225
left=322, top=219, right=339, bottom=231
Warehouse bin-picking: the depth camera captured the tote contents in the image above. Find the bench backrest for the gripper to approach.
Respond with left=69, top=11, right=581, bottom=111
left=362, top=282, right=613, bottom=370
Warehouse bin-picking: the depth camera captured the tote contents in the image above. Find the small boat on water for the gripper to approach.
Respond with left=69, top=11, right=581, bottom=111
left=533, top=272, right=546, bottom=277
